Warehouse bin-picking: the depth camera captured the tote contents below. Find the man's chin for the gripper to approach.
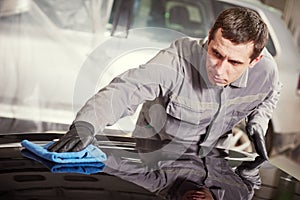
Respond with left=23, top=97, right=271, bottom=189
left=208, top=76, right=227, bottom=87
left=214, top=82, right=226, bottom=87
left=210, top=80, right=227, bottom=87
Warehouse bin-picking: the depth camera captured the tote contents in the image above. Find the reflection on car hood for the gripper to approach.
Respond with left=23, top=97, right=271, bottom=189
left=0, top=132, right=264, bottom=200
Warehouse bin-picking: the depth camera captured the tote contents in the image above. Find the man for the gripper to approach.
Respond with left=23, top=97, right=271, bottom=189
left=48, top=7, right=281, bottom=171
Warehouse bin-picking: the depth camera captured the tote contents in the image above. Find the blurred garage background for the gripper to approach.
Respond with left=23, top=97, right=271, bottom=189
left=262, top=0, right=300, bottom=52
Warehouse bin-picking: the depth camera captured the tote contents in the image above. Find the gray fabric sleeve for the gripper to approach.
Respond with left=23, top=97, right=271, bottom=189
left=247, top=52, right=282, bottom=134
left=74, top=41, right=184, bottom=133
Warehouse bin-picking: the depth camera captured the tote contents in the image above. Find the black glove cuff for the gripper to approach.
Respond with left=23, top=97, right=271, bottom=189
left=70, top=121, right=95, bottom=135
left=246, top=122, right=263, bottom=137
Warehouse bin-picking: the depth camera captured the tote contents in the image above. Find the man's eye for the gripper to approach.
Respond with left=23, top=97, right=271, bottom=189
left=230, top=60, right=241, bottom=66
left=213, top=51, right=222, bottom=58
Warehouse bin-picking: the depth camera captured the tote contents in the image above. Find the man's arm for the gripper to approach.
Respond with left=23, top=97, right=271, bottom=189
left=74, top=58, right=183, bottom=134
left=247, top=79, right=282, bottom=135
left=236, top=53, right=282, bottom=187
left=246, top=78, right=282, bottom=158
left=247, top=48, right=282, bottom=135
left=48, top=40, right=185, bottom=152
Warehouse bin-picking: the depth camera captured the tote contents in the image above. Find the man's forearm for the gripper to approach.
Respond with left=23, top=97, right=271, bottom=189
left=247, top=80, right=282, bottom=134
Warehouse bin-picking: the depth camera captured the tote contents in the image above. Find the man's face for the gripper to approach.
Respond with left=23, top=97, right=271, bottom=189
left=206, top=28, right=261, bottom=86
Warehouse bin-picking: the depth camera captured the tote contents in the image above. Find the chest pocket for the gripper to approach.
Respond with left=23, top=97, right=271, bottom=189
left=166, top=97, right=216, bottom=125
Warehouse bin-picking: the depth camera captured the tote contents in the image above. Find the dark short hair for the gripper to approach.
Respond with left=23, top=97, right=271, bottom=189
left=208, top=7, right=269, bottom=61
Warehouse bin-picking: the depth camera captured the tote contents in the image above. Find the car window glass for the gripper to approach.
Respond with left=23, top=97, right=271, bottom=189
left=130, top=0, right=211, bottom=38
left=165, top=1, right=203, bottom=35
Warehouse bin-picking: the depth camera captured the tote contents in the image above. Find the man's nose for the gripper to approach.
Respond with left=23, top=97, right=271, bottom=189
left=215, top=59, right=227, bottom=75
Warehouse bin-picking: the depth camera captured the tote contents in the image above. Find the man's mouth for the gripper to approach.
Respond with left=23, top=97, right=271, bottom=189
left=213, top=76, right=226, bottom=84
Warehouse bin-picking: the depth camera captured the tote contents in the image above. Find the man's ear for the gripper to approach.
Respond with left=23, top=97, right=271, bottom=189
left=249, top=54, right=263, bottom=68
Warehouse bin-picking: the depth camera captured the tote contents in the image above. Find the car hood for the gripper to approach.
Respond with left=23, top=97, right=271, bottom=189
left=1, top=132, right=295, bottom=200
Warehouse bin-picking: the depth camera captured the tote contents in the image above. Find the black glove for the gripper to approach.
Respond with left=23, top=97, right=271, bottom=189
left=235, top=156, right=265, bottom=190
left=246, top=122, right=268, bottom=160
left=48, top=121, right=96, bottom=152
left=235, top=122, right=269, bottom=190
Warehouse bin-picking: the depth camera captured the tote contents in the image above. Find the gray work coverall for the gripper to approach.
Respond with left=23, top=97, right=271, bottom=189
left=75, top=37, right=281, bottom=148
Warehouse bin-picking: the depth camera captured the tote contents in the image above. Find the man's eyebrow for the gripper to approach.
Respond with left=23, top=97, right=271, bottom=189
left=212, top=47, right=244, bottom=64
left=228, top=58, right=244, bottom=65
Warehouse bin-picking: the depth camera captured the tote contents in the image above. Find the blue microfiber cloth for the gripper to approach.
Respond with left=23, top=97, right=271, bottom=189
left=21, top=140, right=107, bottom=163
left=21, top=149, right=105, bottom=174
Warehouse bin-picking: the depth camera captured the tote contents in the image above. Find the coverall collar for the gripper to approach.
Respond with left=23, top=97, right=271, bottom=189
left=229, top=68, right=248, bottom=88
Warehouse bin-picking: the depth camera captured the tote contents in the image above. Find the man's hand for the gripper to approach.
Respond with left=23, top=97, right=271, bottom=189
left=235, top=122, right=269, bottom=190
left=246, top=122, right=268, bottom=160
left=235, top=156, right=265, bottom=190
left=48, top=121, right=96, bottom=152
